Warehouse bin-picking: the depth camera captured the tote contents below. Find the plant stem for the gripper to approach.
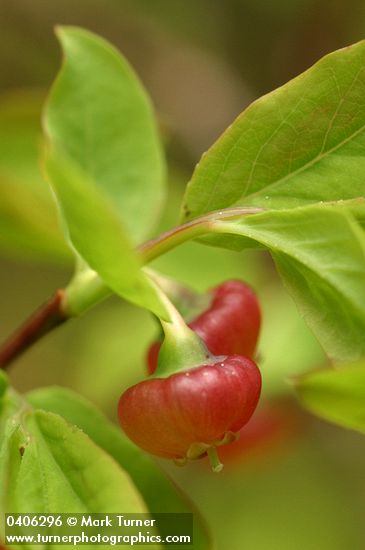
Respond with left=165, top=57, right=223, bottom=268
left=63, top=267, right=112, bottom=317
left=147, top=272, right=212, bottom=376
left=0, top=206, right=262, bottom=370
left=139, top=206, right=261, bottom=262
left=0, top=290, right=67, bottom=369
left=143, top=268, right=211, bottom=321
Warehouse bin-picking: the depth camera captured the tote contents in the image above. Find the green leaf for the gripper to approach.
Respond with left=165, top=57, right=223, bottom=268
left=0, top=383, right=20, bottom=447
left=0, top=91, right=69, bottom=263
left=0, top=371, right=8, bottom=399
left=44, top=148, right=168, bottom=319
left=295, top=361, right=365, bottom=434
left=0, top=409, right=160, bottom=550
left=45, top=26, right=166, bottom=243
left=212, top=202, right=365, bottom=361
left=27, top=386, right=212, bottom=550
left=0, top=410, right=149, bottom=514
left=0, top=381, right=163, bottom=549
left=182, top=40, right=365, bottom=222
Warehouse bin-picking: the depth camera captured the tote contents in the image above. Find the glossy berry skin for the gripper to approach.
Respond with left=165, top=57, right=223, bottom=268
left=147, top=280, right=261, bottom=374
left=119, top=355, right=261, bottom=461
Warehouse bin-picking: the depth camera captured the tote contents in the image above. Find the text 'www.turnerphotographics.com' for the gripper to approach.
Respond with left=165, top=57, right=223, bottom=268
left=5, top=513, right=193, bottom=545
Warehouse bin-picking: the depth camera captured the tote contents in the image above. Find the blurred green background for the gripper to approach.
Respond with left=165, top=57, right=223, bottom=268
left=1, top=1, right=365, bottom=548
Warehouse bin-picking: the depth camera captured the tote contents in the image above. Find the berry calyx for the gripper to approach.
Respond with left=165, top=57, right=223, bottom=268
left=147, top=279, right=261, bottom=374
left=118, top=355, right=261, bottom=471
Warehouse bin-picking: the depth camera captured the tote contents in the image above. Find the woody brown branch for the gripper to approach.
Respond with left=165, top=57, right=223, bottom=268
left=0, top=289, right=67, bottom=370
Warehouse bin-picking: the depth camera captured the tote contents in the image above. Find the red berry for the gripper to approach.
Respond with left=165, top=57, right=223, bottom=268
left=192, top=280, right=261, bottom=357
left=147, top=280, right=261, bottom=374
left=146, top=341, right=160, bottom=373
left=119, top=355, right=261, bottom=466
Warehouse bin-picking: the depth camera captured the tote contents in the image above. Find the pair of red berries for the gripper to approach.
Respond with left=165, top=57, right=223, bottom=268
left=118, top=280, right=262, bottom=471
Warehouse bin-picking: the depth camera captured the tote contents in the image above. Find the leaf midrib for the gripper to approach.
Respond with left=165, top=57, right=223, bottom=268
left=241, top=118, right=365, bottom=204
left=193, top=61, right=365, bottom=213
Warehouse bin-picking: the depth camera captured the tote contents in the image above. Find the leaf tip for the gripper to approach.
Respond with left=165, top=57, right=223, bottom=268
left=53, top=24, right=67, bottom=44
left=53, top=25, right=85, bottom=48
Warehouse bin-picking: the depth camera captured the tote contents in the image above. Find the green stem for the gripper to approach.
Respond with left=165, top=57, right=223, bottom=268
left=64, top=206, right=261, bottom=315
left=63, top=268, right=112, bottom=317
left=0, top=206, right=262, bottom=369
left=143, top=268, right=210, bottom=322
left=139, top=206, right=261, bottom=263
left=148, top=273, right=212, bottom=376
